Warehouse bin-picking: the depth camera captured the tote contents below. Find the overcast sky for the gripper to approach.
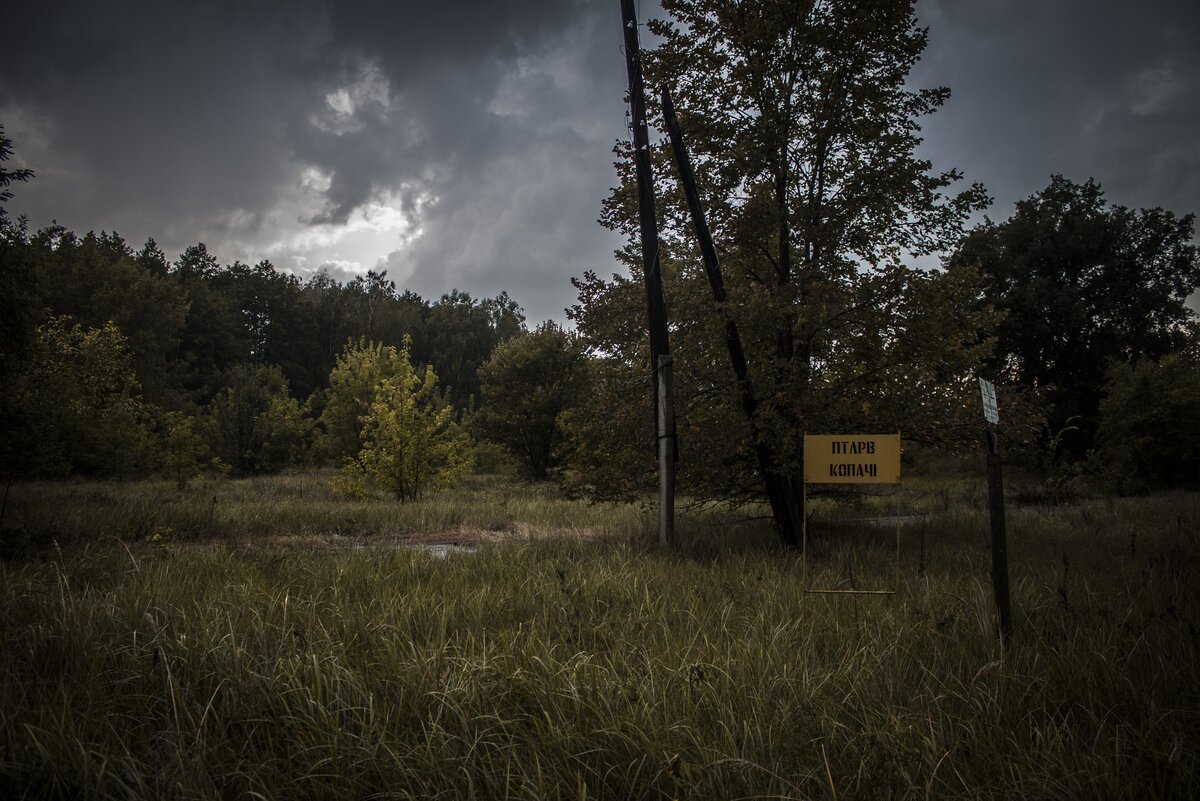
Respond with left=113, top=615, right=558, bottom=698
left=3, top=0, right=1197, bottom=324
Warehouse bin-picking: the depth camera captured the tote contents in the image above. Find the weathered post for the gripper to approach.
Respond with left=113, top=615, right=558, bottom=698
left=986, top=430, right=1013, bottom=642
left=979, top=378, right=1013, bottom=643
left=619, top=0, right=675, bottom=546
left=657, top=355, right=676, bottom=545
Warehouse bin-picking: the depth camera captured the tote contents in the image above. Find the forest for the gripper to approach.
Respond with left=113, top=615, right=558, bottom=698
left=2, top=133, right=1198, bottom=517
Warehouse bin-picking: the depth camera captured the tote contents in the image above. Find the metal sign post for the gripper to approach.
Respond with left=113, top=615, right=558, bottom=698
left=978, top=378, right=1013, bottom=643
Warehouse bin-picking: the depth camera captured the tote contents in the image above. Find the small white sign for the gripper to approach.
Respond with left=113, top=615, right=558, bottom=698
left=978, top=377, right=999, bottom=424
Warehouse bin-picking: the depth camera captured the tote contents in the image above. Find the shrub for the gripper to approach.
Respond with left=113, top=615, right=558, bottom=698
left=1093, top=351, right=1200, bottom=492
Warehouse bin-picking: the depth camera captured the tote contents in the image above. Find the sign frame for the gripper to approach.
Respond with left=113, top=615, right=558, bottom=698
left=801, top=432, right=903, bottom=596
left=803, top=433, right=902, bottom=485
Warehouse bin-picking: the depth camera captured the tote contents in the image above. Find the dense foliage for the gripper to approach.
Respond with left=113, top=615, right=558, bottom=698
left=0, top=145, right=523, bottom=488
left=2, top=18, right=1198, bottom=501
left=5, top=317, right=153, bottom=477
left=475, top=323, right=590, bottom=480
left=572, top=0, right=994, bottom=540
left=1092, top=343, right=1200, bottom=492
left=949, top=176, right=1200, bottom=460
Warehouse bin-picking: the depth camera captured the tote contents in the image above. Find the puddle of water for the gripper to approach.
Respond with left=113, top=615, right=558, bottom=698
left=327, top=539, right=480, bottom=556
left=406, top=542, right=476, bottom=559
left=820, top=514, right=929, bottom=528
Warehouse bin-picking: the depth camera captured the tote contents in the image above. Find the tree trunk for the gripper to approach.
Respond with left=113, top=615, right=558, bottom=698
left=661, top=86, right=801, bottom=545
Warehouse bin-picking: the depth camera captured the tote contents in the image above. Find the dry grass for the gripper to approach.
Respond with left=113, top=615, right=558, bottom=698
left=0, top=471, right=1197, bottom=799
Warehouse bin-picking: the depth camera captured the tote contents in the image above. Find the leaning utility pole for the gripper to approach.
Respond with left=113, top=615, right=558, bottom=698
left=661, top=87, right=803, bottom=546
left=619, top=0, right=676, bottom=547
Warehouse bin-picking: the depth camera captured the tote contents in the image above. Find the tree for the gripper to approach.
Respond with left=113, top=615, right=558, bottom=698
left=318, top=340, right=417, bottom=464
left=172, top=243, right=252, bottom=401
left=349, top=342, right=471, bottom=501
left=161, top=413, right=213, bottom=490
left=5, top=317, right=153, bottom=477
left=0, top=218, right=38, bottom=398
left=949, top=176, right=1200, bottom=459
left=303, top=270, right=355, bottom=386
left=211, top=259, right=320, bottom=396
left=206, top=364, right=312, bottom=475
left=572, top=0, right=989, bottom=543
left=27, top=227, right=191, bottom=408
left=475, top=323, right=590, bottom=480
left=0, top=125, right=35, bottom=361
left=1, top=128, right=41, bottom=437
left=424, top=289, right=526, bottom=407
left=344, top=270, right=414, bottom=346
left=135, top=238, right=170, bottom=277
left=1092, top=335, right=1200, bottom=492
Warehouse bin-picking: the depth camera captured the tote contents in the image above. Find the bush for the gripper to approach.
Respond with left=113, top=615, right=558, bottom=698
left=1093, top=351, right=1200, bottom=492
left=350, top=342, right=472, bottom=501
left=474, top=323, right=589, bottom=480
left=206, top=364, right=312, bottom=475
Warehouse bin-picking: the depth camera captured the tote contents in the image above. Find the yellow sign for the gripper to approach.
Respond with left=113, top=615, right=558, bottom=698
left=803, top=433, right=901, bottom=484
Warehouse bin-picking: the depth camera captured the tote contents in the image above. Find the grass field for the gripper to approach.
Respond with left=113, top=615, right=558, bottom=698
left=0, top=470, right=1197, bottom=799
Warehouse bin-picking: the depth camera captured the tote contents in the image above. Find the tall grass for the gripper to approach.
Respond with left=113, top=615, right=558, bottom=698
left=0, top=473, right=1196, bottom=799
left=0, top=472, right=651, bottom=549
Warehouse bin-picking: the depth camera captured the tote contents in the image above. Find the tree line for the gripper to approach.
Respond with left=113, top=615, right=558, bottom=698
left=0, top=153, right=560, bottom=488
left=2, top=0, right=1199, bottom=522
left=1, top=121, right=593, bottom=495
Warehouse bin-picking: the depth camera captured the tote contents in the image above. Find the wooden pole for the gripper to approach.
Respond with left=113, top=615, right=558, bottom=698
left=619, top=0, right=675, bottom=545
left=660, top=85, right=801, bottom=546
left=657, top=355, right=676, bottom=546
left=986, top=429, right=1013, bottom=643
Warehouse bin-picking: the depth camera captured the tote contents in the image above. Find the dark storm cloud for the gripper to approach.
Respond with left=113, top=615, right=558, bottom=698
left=914, top=0, right=1200, bottom=218
left=375, top=6, right=634, bottom=315
left=2, top=2, right=318, bottom=237
left=284, top=0, right=599, bottom=225
left=292, top=0, right=634, bottom=321
left=1, top=0, right=633, bottom=323
left=2, top=0, right=1196, bottom=324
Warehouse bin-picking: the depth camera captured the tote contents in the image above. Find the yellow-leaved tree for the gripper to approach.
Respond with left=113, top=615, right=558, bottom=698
left=351, top=340, right=472, bottom=501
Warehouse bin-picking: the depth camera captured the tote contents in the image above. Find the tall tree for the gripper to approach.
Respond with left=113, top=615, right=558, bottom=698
left=0, top=126, right=38, bottom=479
left=5, top=317, right=153, bottom=477
left=303, top=270, right=355, bottom=383
left=27, top=227, right=191, bottom=408
left=206, top=363, right=311, bottom=476
left=425, top=290, right=525, bottom=406
left=172, top=243, right=252, bottom=401
left=475, top=323, right=590, bottom=480
left=948, top=176, right=1200, bottom=458
left=135, top=238, right=170, bottom=276
left=0, top=220, right=38, bottom=400
left=212, top=259, right=320, bottom=396
left=573, top=0, right=989, bottom=543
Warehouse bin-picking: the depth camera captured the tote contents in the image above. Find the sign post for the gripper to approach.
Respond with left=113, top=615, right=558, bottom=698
left=801, top=433, right=902, bottom=594
left=978, top=378, right=1013, bottom=644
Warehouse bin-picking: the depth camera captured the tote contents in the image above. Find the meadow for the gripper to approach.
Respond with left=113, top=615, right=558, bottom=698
left=0, top=468, right=1196, bottom=799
